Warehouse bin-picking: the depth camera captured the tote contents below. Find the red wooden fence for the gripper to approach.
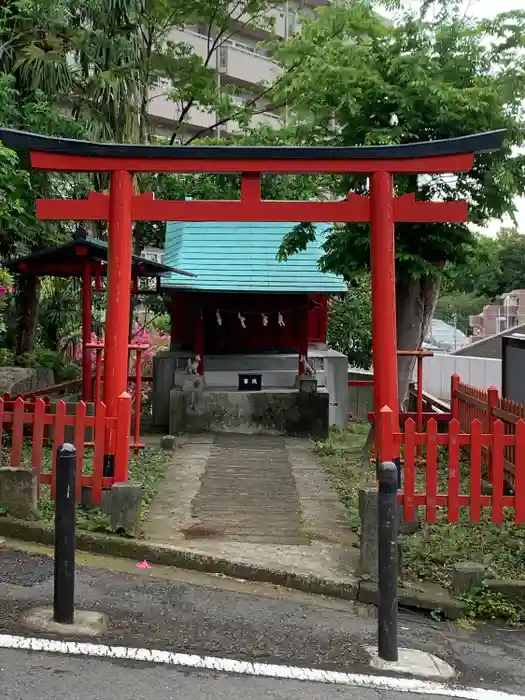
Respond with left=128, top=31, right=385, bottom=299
left=451, top=374, right=524, bottom=485
left=377, top=406, right=525, bottom=525
left=0, top=393, right=132, bottom=504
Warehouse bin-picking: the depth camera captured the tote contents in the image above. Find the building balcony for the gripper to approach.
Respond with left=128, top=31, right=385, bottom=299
left=147, top=88, right=216, bottom=132
left=147, top=86, right=282, bottom=133
left=168, top=27, right=278, bottom=88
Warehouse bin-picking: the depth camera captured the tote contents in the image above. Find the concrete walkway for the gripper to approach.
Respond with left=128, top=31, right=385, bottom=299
left=143, top=434, right=358, bottom=587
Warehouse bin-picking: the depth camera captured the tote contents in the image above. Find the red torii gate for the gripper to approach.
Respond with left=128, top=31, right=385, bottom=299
left=0, top=128, right=504, bottom=468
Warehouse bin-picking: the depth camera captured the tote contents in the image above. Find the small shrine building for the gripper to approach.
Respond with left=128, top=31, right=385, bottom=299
left=151, top=221, right=349, bottom=436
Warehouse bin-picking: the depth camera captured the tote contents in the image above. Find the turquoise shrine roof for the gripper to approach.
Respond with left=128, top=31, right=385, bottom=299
left=161, top=222, right=346, bottom=293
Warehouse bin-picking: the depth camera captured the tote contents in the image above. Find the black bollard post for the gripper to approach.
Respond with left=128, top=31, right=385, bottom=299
left=54, top=443, right=77, bottom=624
left=377, top=460, right=399, bottom=662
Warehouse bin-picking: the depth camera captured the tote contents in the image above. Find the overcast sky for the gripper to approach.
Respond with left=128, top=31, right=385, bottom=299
left=385, top=0, right=524, bottom=236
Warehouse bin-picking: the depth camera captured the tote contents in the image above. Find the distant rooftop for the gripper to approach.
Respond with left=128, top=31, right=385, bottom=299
left=425, top=318, right=469, bottom=353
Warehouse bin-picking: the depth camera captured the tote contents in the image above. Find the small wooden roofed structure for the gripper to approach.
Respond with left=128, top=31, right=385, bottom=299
left=6, top=226, right=193, bottom=280
left=6, top=227, right=195, bottom=401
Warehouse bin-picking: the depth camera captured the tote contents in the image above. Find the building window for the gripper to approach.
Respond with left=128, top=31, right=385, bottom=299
left=149, top=72, right=170, bottom=89
left=218, top=45, right=228, bottom=72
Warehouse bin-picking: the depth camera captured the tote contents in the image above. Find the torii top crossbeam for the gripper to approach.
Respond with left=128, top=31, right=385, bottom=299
left=0, top=128, right=505, bottom=224
left=0, top=126, right=505, bottom=468
left=0, top=127, right=504, bottom=171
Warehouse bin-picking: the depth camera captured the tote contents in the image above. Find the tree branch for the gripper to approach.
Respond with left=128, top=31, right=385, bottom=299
left=182, top=100, right=287, bottom=144
left=168, top=2, right=279, bottom=144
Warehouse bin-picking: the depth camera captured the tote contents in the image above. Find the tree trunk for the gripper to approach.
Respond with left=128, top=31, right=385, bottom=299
left=363, top=272, right=441, bottom=451
left=15, top=274, right=40, bottom=357
left=396, top=273, right=441, bottom=408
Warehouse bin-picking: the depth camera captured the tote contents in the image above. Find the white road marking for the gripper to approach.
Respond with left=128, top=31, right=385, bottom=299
left=0, top=633, right=522, bottom=700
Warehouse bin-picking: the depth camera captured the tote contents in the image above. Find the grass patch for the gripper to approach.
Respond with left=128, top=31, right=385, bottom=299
left=313, top=422, right=374, bottom=533
left=315, top=426, right=525, bottom=594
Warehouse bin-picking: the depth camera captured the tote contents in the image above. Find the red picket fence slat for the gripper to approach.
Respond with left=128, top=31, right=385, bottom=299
left=426, top=418, right=438, bottom=524
left=469, top=419, right=482, bottom=523
left=448, top=419, right=460, bottom=523
left=0, top=395, right=132, bottom=505
left=378, top=408, right=525, bottom=525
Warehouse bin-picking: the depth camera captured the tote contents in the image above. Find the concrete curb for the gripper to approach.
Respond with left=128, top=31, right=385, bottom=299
left=358, top=580, right=466, bottom=620
left=0, top=517, right=358, bottom=601
left=0, top=517, right=465, bottom=618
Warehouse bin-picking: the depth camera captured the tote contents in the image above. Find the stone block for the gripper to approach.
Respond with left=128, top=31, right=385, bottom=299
left=296, top=376, right=318, bottom=394
left=451, top=561, right=486, bottom=595
left=151, top=352, right=177, bottom=429
left=486, top=579, right=525, bottom=606
left=323, top=351, right=349, bottom=428
left=358, top=580, right=466, bottom=620
left=0, top=467, right=38, bottom=520
left=183, top=375, right=206, bottom=392
left=20, top=607, right=108, bottom=637
left=0, top=366, right=54, bottom=396
left=109, top=482, right=143, bottom=537
left=358, top=487, right=378, bottom=579
left=160, top=434, right=176, bottom=451
left=169, top=388, right=329, bottom=439
left=359, top=487, right=404, bottom=580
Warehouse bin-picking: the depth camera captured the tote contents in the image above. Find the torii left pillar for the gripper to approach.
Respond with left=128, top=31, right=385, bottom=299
left=103, top=170, right=134, bottom=420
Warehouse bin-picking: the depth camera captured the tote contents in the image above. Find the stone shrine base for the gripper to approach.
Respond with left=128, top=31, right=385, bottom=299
left=169, top=387, right=329, bottom=439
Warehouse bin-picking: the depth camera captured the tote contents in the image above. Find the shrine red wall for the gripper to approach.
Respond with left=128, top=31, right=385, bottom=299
left=169, top=292, right=328, bottom=354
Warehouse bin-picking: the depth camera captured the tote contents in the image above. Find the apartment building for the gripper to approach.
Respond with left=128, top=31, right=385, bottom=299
left=470, top=290, right=525, bottom=340
left=147, top=0, right=328, bottom=139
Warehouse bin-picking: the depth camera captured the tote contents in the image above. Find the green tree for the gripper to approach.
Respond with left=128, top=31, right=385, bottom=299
left=493, top=228, right=525, bottom=293
left=441, top=233, right=502, bottom=300
left=327, top=277, right=372, bottom=369
left=13, top=0, right=287, bottom=146
left=434, top=291, right=487, bottom=335
left=271, top=0, right=525, bottom=403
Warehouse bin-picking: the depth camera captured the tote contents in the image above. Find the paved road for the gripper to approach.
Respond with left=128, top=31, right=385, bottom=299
left=1, top=545, right=525, bottom=697
left=0, top=648, right=456, bottom=700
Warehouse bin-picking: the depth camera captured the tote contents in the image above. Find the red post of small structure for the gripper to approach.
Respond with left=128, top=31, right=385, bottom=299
left=87, top=343, right=104, bottom=405
left=369, top=171, right=399, bottom=436
left=82, top=262, right=93, bottom=401
left=130, top=344, right=148, bottom=453
left=103, top=170, right=134, bottom=418
left=134, top=347, right=142, bottom=451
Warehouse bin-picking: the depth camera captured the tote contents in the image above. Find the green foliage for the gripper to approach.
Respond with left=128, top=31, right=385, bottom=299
left=439, top=227, right=525, bottom=326
left=492, top=228, right=525, bottom=294
left=273, top=1, right=525, bottom=284
left=14, top=347, right=80, bottom=381
left=313, top=423, right=372, bottom=535
left=441, top=233, right=502, bottom=300
left=151, top=314, right=171, bottom=334
left=327, top=278, right=372, bottom=369
left=461, top=586, right=525, bottom=626
left=434, top=291, right=487, bottom=334
left=0, top=349, right=14, bottom=366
